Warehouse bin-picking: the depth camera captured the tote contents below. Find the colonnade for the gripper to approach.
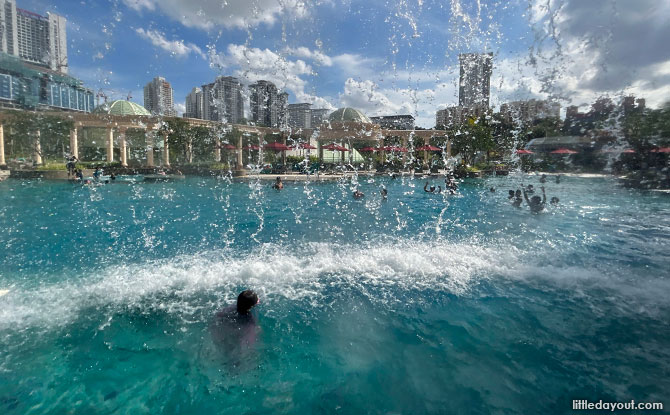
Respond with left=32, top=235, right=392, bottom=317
left=0, top=114, right=449, bottom=170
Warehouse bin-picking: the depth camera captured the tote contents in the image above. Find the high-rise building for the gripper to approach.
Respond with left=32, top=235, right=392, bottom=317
left=310, top=108, right=330, bottom=127
left=288, top=103, right=312, bottom=129
left=499, top=99, right=560, bottom=124
left=277, top=92, right=288, bottom=128
left=0, top=0, right=68, bottom=73
left=201, top=76, right=244, bottom=123
left=458, top=53, right=493, bottom=108
left=370, top=115, right=415, bottom=130
left=184, top=87, right=203, bottom=119
left=249, top=80, right=286, bottom=127
left=436, top=106, right=489, bottom=128
left=143, top=76, right=176, bottom=116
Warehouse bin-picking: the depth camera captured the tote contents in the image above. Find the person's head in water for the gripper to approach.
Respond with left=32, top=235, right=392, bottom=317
left=550, top=196, right=559, bottom=205
left=237, top=290, right=259, bottom=314
left=490, top=187, right=496, bottom=192
left=515, top=189, right=522, bottom=198
left=531, top=195, right=542, bottom=205
left=508, top=190, right=515, bottom=199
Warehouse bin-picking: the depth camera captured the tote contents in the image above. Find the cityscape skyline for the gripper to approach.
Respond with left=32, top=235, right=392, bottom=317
left=2, top=0, right=668, bottom=128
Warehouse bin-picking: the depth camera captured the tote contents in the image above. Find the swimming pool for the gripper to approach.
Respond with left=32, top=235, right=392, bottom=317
left=0, top=174, right=668, bottom=414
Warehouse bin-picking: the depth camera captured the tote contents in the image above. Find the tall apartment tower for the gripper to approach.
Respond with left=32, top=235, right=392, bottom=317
left=201, top=76, right=244, bottom=123
left=249, top=80, right=288, bottom=127
left=0, top=0, right=68, bottom=73
left=277, top=92, right=288, bottom=128
left=288, top=103, right=312, bottom=129
left=249, top=80, right=278, bottom=127
left=143, top=76, right=176, bottom=116
left=184, top=87, right=203, bottom=119
left=458, top=52, right=493, bottom=108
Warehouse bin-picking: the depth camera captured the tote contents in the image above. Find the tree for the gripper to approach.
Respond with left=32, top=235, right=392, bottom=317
left=449, top=117, right=495, bottom=165
left=4, top=111, right=73, bottom=162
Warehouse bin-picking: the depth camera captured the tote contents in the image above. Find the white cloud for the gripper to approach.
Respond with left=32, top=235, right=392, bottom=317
left=210, top=44, right=334, bottom=109
left=284, top=47, right=333, bottom=67
left=135, top=28, right=206, bottom=59
left=174, top=102, right=186, bottom=116
left=122, top=0, right=308, bottom=30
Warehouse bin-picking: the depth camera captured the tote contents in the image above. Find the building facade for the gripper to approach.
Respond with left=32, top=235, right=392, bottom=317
left=288, top=103, right=312, bottom=129
left=310, top=108, right=330, bottom=127
left=370, top=115, right=415, bottom=130
left=0, top=52, right=93, bottom=111
left=499, top=99, right=560, bottom=124
left=143, top=76, right=176, bottom=117
left=184, top=87, right=203, bottom=119
left=201, top=76, right=244, bottom=123
left=0, top=0, right=67, bottom=74
left=436, top=105, right=489, bottom=128
left=458, top=52, right=493, bottom=109
left=249, top=80, right=287, bottom=127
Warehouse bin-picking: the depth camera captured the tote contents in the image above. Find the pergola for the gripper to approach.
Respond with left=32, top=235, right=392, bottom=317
left=0, top=109, right=451, bottom=170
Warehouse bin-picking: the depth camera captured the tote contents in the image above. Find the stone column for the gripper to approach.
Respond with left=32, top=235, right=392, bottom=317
left=423, top=137, right=429, bottom=167
left=69, top=128, right=79, bottom=159
left=318, top=142, right=323, bottom=163
left=380, top=137, right=386, bottom=165
left=282, top=135, right=287, bottom=166
left=106, top=127, right=114, bottom=162
left=236, top=134, right=243, bottom=169
left=34, top=130, right=42, bottom=165
left=145, top=130, right=154, bottom=167
left=446, top=137, right=451, bottom=157
left=119, top=127, right=128, bottom=167
left=162, top=131, right=170, bottom=166
left=215, top=138, right=221, bottom=162
left=0, top=124, right=5, bottom=166
left=402, top=135, right=409, bottom=164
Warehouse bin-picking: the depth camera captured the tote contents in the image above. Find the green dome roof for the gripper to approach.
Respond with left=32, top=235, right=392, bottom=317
left=328, top=107, right=371, bottom=123
left=93, top=100, right=151, bottom=116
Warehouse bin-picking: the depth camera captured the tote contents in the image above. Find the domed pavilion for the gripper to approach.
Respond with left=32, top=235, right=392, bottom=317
left=93, top=100, right=151, bottom=116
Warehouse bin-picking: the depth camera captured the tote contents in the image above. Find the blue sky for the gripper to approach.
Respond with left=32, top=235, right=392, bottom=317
left=22, top=0, right=670, bottom=127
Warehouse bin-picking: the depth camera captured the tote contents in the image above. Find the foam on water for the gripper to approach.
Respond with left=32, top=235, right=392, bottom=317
left=1, top=235, right=667, bottom=334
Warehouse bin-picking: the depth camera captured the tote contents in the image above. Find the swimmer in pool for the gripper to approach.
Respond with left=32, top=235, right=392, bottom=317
left=353, top=189, right=365, bottom=199
left=272, top=176, right=283, bottom=190
left=381, top=187, right=388, bottom=199
left=211, top=290, right=260, bottom=354
left=524, top=186, right=547, bottom=213
left=424, top=181, right=436, bottom=193
left=508, top=190, right=515, bottom=200
left=550, top=196, right=559, bottom=205
left=512, top=189, right=523, bottom=207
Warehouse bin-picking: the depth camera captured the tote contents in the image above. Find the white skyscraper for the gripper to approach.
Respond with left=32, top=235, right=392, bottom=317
left=201, top=76, right=244, bottom=123
left=143, top=76, right=176, bottom=117
left=184, top=87, right=203, bottom=119
left=0, top=0, right=68, bottom=73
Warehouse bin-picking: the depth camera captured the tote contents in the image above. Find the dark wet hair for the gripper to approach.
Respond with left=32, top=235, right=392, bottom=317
left=531, top=195, right=542, bottom=204
left=551, top=197, right=559, bottom=204
left=509, top=190, right=515, bottom=196
left=237, top=290, right=259, bottom=314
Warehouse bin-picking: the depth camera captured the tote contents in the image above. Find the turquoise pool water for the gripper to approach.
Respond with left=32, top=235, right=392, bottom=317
left=0, top=174, right=668, bottom=414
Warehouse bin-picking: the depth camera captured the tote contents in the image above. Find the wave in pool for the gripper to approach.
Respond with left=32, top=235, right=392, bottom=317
left=1, top=236, right=667, bottom=333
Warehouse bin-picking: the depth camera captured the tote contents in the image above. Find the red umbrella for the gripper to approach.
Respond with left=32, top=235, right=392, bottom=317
left=515, top=149, right=534, bottom=154
left=243, top=144, right=261, bottom=150
left=264, top=142, right=291, bottom=151
left=416, top=145, right=442, bottom=151
left=651, top=147, right=670, bottom=153
left=359, top=146, right=377, bottom=152
left=551, top=148, right=578, bottom=154
left=335, top=145, right=349, bottom=152
left=388, top=146, right=407, bottom=152
left=221, top=144, right=237, bottom=150
left=298, top=142, right=317, bottom=150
